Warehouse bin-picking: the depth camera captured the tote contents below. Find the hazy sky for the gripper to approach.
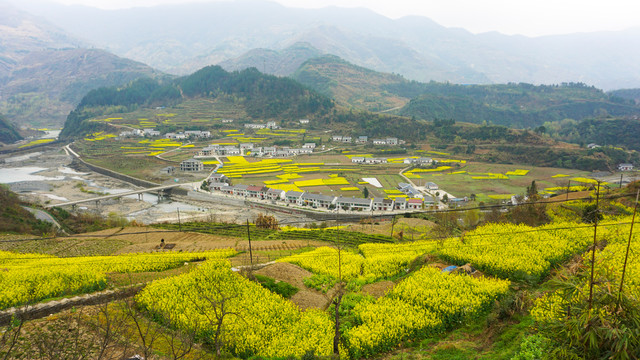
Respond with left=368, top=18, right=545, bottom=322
left=48, top=0, right=640, bottom=37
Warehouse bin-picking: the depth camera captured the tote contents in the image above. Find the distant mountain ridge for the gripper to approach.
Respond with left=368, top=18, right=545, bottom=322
left=0, top=3, right=161, bottom=127
left=11, top=0, right=640, bottom=89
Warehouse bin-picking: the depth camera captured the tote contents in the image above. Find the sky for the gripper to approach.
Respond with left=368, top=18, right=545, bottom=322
left=47, top=0, right=640, bottom=37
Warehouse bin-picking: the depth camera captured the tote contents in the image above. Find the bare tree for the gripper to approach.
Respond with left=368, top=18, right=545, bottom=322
left=183, top=269, right=246, bottom=357
left=122, top=298, right=163, bottom=360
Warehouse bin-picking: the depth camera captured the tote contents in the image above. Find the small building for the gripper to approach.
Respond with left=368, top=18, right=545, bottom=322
left=244, top=123, right=266, bottom=129
left=298, top=148, right=313, bottom=155
left=143, top=128, right=160, bottom=137
left=425, top=182, right=439, bottom=190
left=372, top=198, right=394, bottom=211
left=356, top=136, right=368, bottom=144
left=342, top=136, right=353, bottom=143
left=364, top=157, right=387, bottom=164
left=209, top=173, right=230, bottom=184
left=208, top=182, right=229, bottom=191
left=240, top=143, right=254, bottom=151
left=285, top=191, right=304, bottom=204
left=423, top=195, right=437, bottom=205
left=336, top=197, right=372, bottom=211
left=247, top=185, right=267, bottom=198
left=386, top=137, right=398, bottom=145
left=372, top=139, right=386, bottom=145
left=351, top=157, right=365, bottom=163
left=299, top=119, right=310, bottom=124
left=300, top=193, right=336, bottom=208
left=587, top=143, right=600, bottom=149
left=331, top=136, right=343, bottom=142
left=233, top=184, right=250, bottom=197
left=394, top=197, right=407, bottom=210
left=619, top=163, right=634, bottom=171
left=407, top=198, right=423, bottom=210
left=266, top=188, right=285, bottom=201
left=266, top=121, right=278, bottom=129
left=222, top=118, right=234, bottom=123
left=180, top=159, right=204, bottom=172
left=160, top=166, right=175, bottom=175
left=302, top=143, right=316, bottom=149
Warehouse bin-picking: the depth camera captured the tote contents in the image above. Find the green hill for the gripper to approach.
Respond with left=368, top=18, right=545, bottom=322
left=397, top=82, right=640, bottom=128
left=291, top=55, right=413, bottom=112
left=0, top=114, right=22, bottom=144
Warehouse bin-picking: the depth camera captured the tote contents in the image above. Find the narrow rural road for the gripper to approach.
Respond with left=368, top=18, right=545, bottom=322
left=21, top=206, right=63, bottom=229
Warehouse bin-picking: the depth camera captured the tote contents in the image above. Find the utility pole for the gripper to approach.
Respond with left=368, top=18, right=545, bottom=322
left=177, top=207, right=182, bottom=232
left=620, top=173, right=624, bottom=189
left=588, top=181, right=601, bottom=310
left=246, top=219, right=253, bottom=266
left=390, top=215, right=396, bottom=239
left=617, top=189, right=640, bottom=310
left=333, top=206, right=341, bottom=356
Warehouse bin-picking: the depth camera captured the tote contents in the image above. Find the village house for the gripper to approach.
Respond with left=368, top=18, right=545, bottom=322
left=425, top=182, right=439, bottom=190
left=143, top=128, right=160, bottom=137
left=244, top=123, right=266, bottom=129
left=356, top=136, right=368, bottom=144
left=266, top=188, right=285, bottom=201
left=372, top=139, right=386, bottom=145
left=302, top=143, right=316, bottom=149
left=351, top=157, right=365, bottom=163
left=407, top=198, right=423, bottom=210
left=185, top=130, right=211, bottom=138
left=331, top=135, right=343, bottom=142
left=618, top=163, right=634, bottom=171
left=233, top=184, right=250, bottom=197
left=386, top=137, right=398, bottom=145
left=297, top=148, right=313, bottom=155
left=336, top=197, right=372, bottom=211
left=180, top=159, right=204, bottom=172
left=422, top=195, right=437, bottom=206
left=364, top=157, right=388, bottom=164
left=299, top=119, right=310, bottom=124
left=342, top=136, right=353, bottom=143
left=285, top=190, right=304, bottom=204
left=266, top=121, right=279, bottom=129
left=246, top=186, right=268, bottom=199
left=160, top=166, right=175, bottom=175
left=208, top=182, right=229, bottom=191
left=372, top=198, right=394, bottom=211
left=221, top=118, right=234, bottom=123
left=299, top=193, right=336, bottom=208
left=398, top=182, right=422, bottom=198
left=394, top=197, right=407, bottom=210
left=208, top=173, right=230, bottom=184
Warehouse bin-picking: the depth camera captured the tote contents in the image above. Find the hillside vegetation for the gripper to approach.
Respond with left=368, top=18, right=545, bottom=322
left=292, top=55, right=412, bottom=112
left=0, top=114, right=22, bottom=144
left=397, top=82, right=640, bottom=128
left=60, top=65, right=424, bottom=141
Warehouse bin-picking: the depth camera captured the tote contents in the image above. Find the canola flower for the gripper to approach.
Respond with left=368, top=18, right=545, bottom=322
left=346, top=266, right=509, bottom=358
left=0, top=249, right=235, bottom=310
left=136, top=260, right=333, bottom=358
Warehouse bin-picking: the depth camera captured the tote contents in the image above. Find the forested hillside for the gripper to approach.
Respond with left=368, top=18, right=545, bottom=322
left=0, top=114, right=22, bottom=144
left=545, top=118, right=640, bottom=151
left=397, top=82, right=640, bottom=128
left=291, top=55, right=412, bottom=112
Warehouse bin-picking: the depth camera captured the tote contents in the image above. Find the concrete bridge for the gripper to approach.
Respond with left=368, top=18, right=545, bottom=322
left=44, top=184, right=183, bottom=209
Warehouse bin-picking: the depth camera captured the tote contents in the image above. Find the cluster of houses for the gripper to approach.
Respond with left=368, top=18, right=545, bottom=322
left=204, top=174, right=435, bottom=211
left=350, top=157, right=434, bottom=166
left=331, top=136, right=404, bottom=146
left=119, top=128, right=211, bottom=139
left=195, top=143, right=317, bottom=158
left=244, top=121, right=279, bottom=130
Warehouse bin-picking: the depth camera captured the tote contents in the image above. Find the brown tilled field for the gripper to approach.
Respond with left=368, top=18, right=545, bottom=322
left=57, top=226, right=327, bottom=256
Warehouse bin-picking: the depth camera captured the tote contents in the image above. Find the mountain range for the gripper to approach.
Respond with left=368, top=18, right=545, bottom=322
left=0, top=2, right=159, bottom=127
left=10, top=0, right=640, bottom=90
